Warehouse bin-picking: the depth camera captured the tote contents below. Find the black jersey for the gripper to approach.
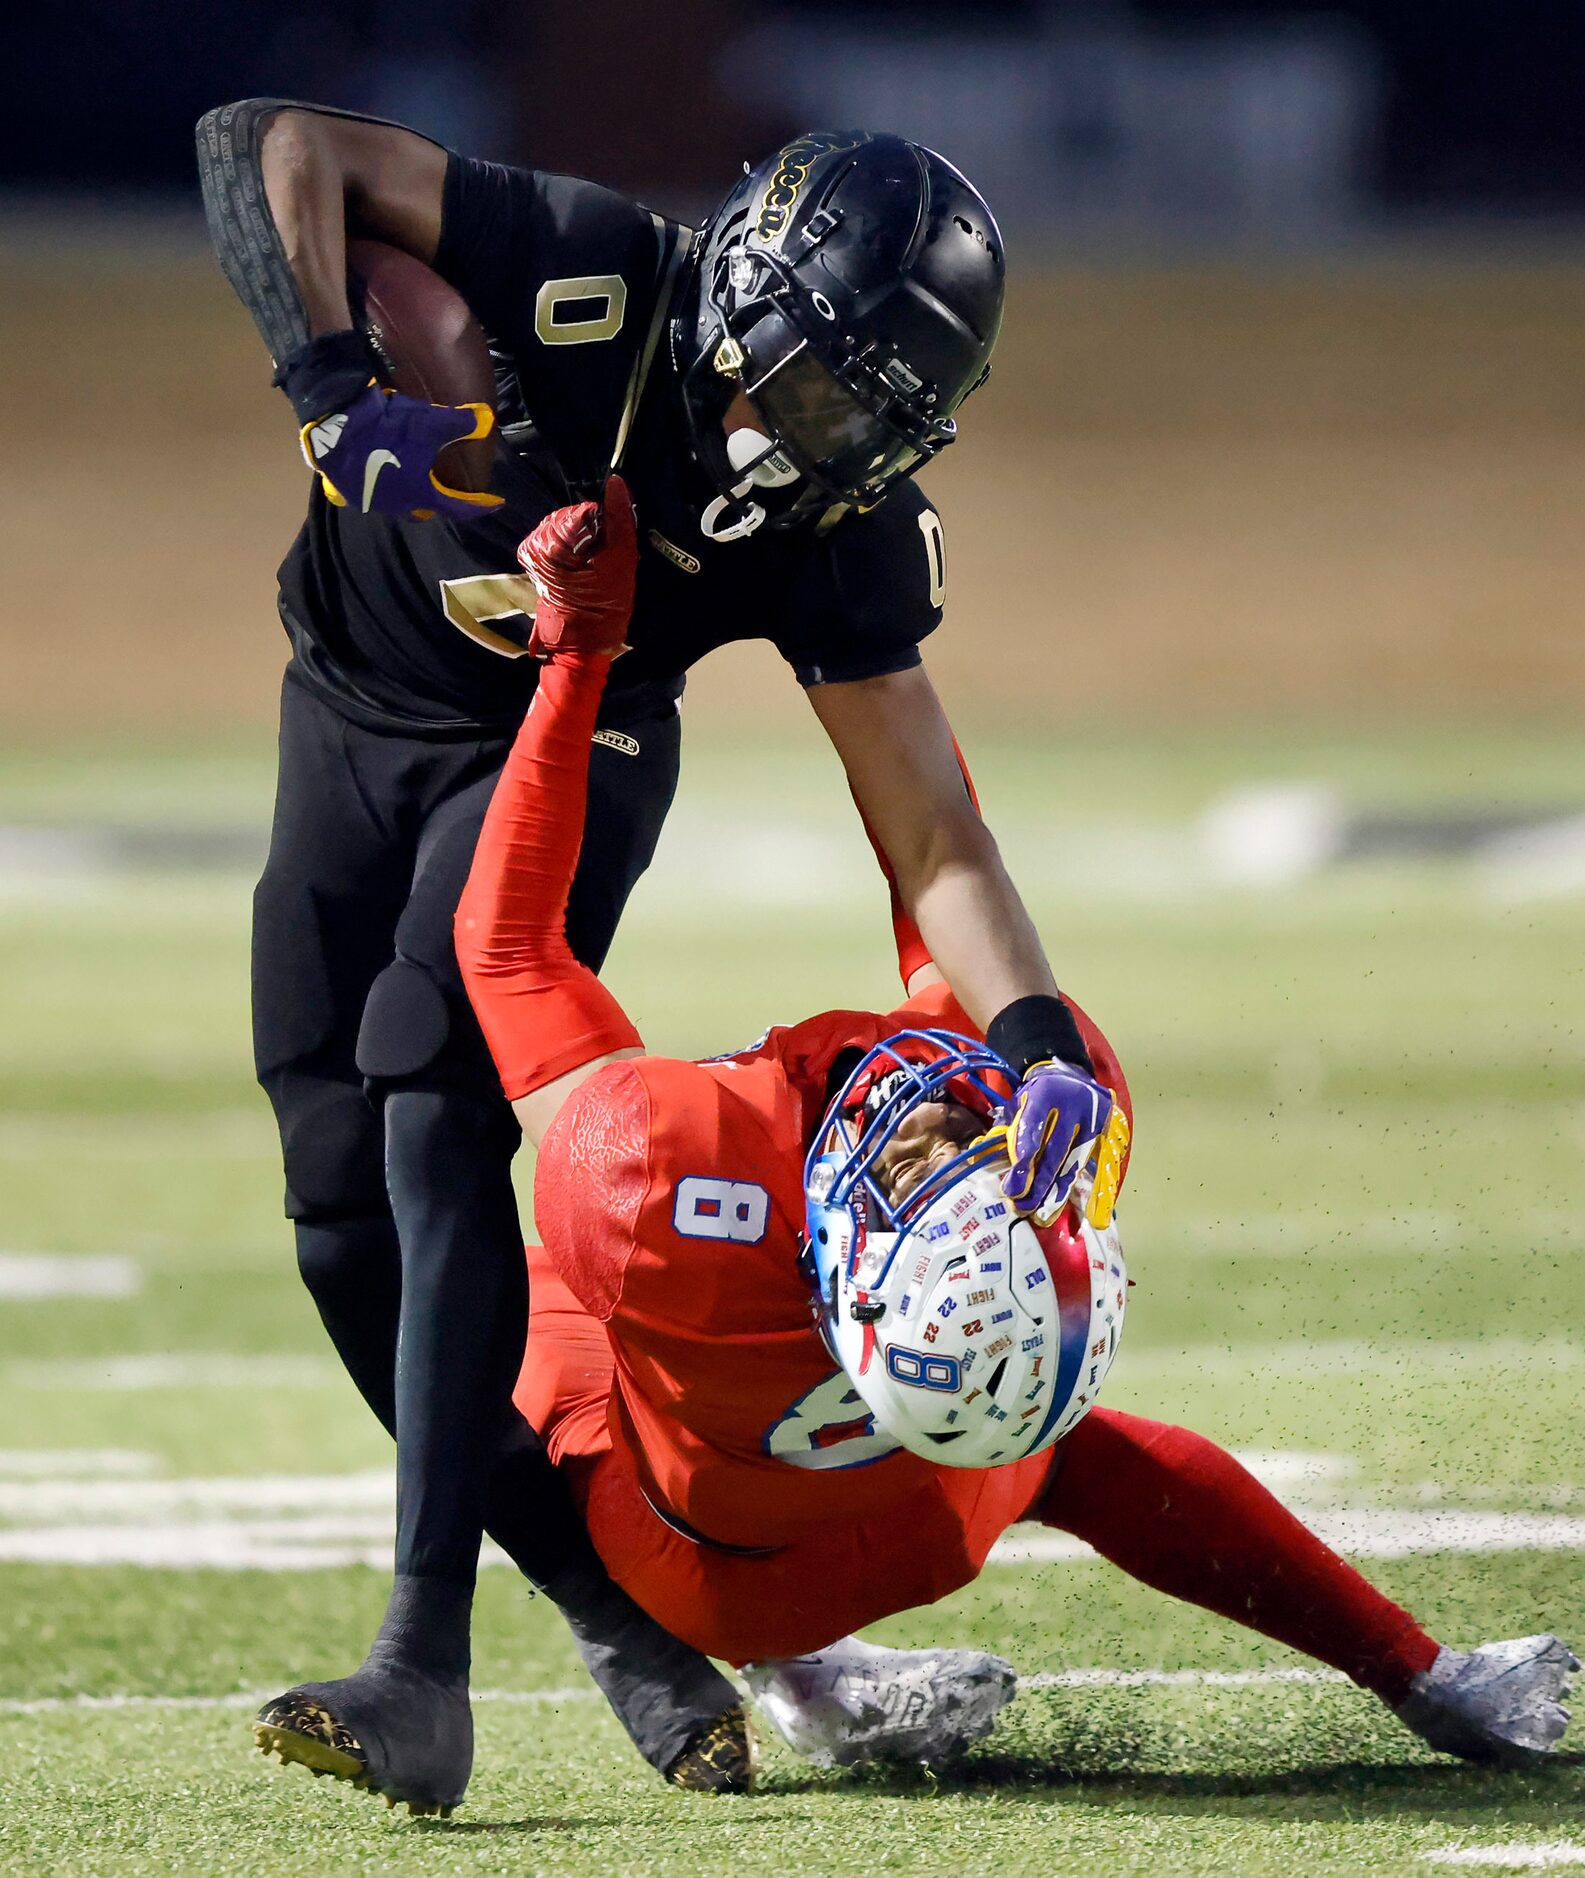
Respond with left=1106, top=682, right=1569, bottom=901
left=276, top=156, right=947, bottom=737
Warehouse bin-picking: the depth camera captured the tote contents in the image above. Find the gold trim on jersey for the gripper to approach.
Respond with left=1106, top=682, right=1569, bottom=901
left=647, top=528, right=701, bottom=575
left=611, top=218, right=694, bottom=474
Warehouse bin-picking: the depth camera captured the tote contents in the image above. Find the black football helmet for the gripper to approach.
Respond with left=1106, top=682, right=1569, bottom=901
left=673, top=130, right=1005, bottom=540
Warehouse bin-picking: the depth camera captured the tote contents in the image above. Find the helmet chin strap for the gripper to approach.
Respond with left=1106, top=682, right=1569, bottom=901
left=699, top=486, right=766, bottom=542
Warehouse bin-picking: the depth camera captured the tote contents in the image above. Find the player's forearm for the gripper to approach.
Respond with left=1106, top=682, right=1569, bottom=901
left=257, top=109, right=356, bottom=336
left=899, top=819, right=1059, bottom=1032
left=456, top=487, right=646, bottom=1140
left=455, top=651, right=643, bottom=1138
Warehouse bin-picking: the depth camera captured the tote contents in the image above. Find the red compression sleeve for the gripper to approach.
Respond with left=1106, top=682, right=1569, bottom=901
left=851, top=735, right=982, bottom=990
left=455, top=654, right=641, bottom=1099
left=1037, top=1409, right=1438, bottom=1703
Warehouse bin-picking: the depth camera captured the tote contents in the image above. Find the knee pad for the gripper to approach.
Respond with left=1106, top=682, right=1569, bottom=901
left=356, top=956, right=496, bottom=1097
left=272, top=1080, right=388, bottom=1220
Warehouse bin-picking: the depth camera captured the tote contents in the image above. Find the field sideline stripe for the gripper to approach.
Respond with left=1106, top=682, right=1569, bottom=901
left=0, top=1668, right=1346, bottom=1717
left=1422, top=1849, right=1585, bottom=1869
left=0, top=1254, right=141, bottom=1300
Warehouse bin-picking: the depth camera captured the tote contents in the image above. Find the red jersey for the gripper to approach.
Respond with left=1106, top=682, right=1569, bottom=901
left=530, top=981, right=1131, bottom=1555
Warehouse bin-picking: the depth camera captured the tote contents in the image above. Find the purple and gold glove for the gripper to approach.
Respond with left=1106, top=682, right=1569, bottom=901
left=1001, top=1060, right=1114, bottom=1227
left=298, top=381, right=502, bottom=522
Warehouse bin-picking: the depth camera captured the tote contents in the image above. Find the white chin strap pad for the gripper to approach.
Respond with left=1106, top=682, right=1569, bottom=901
left=726, top=425, right=801, bottom=490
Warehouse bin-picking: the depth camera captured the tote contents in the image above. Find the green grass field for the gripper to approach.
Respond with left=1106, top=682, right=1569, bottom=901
left=0, top=717, right=1582, bottom=1875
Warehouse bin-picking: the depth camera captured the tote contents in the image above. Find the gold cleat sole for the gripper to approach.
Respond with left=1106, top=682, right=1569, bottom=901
left=665, top=1702, right=757, bottom=1794
left=252, top=1700, right=456, bottom=1820
left=254, top=1718, right=367, bottom=1784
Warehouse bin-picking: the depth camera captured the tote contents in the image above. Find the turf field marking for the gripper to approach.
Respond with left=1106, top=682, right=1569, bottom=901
left=0, top=1254, right=141, bottom=1299
left=0, top=1669, right=1350, bottom=1717
left=1422, top=1847, right=1585, bottom=1869
left=1481, top=813, right=1585, bottom=903
left=1233, top=1450, right=1356, bottom=1490
left=0, top=1450, right=156, bottom=1478
left=8, top=1353, right=343, bottom=1391
left=1181, top=1209, right=1585, bottom=1256
left=1022, top=1668, right=1343, bottom=1688
left=0, top=1455, right=1340, bottom=1513
left=0, top=1470, right=391, bottom=1519
left=4, top=1464, right=1585, bottom=1569
left=1123, top=1336, right=1585, bottom=1379
left=995, top=1510, right=1585, bottom=1566
left=0, top=1688, right=598, bottom=1716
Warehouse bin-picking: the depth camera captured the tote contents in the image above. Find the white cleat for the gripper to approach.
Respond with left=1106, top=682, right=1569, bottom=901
left=1395, top=1635, right=1579, bottom=1765
left=741, top=1635, right=1017, bottom=1769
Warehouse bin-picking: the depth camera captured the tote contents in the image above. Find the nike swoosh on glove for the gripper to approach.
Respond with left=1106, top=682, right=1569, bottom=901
left=1002, top=1060, right=1114, bottom=1226
left=516, top=475, right=637, bottom=659
left=299, top=382, right=503, bottom=521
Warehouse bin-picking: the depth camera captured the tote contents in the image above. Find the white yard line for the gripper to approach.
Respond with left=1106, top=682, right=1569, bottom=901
left=0, top=1524, right=396, bottom=1570
left=1180, top=1210, right=1585, bottom=1257
left=0, top=1254, right=141, bottom=1300
left=0, top=1471, right=392, bottom=1519
left=1, top=1463, right=1582, bottom=1571
left=1423, top=1848, right=1585, bottom=1870
left=8, top=1354, right=343, bottom=1391
left=993, top=1509, right=1585, bottom=1567
left=0, top=1450, right=156, bottom=1478
left=0, top=1454, right=1344, bottom=1520
left=1, top=1464, right=1583, bottom=1570
left=0, top=1668, right=1351, bottom=1719
left=0, top=1687, right=601, bottom=1717
left=1122, top=1337, right=1585, bottom=1380
left=1023, top=1667, right=1343, bottom=1689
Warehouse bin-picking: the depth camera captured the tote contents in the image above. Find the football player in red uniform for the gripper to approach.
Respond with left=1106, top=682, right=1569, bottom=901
left=452, top=483, right=1578, bottom=1777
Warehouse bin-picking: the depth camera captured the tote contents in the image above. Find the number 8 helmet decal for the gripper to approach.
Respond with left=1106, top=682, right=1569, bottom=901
left=803, top=1030, right=1129, bottom=1468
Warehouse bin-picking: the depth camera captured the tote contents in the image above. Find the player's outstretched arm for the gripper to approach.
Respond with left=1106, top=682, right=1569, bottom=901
left=809, top=663, right=1114, bottom=1222
left=195, top=99, right=500, bottom=521
left=455, top=479, right=645, bottom=1148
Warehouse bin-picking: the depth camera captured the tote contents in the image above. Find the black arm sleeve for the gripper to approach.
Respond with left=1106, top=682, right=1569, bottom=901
left=194, top=96, right=437, bottom=369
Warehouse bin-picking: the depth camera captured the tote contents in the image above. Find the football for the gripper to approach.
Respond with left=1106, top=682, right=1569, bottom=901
left=345, top=238, right=498, bottom=495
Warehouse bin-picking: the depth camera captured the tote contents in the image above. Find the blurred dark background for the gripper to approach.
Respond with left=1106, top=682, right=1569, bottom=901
left=4, top=2, right=1582, bottom=734
left=8, top=1, right=1585, bottom=229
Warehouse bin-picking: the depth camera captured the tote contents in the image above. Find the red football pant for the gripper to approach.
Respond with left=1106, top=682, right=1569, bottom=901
left=517, top=1265, right=1438, bottom=1689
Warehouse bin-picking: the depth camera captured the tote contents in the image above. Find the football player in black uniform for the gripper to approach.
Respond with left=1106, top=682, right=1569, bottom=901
left=197, top=101, right=1117, bottom=1814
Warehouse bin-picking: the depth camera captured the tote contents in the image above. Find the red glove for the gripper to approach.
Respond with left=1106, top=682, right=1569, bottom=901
left=516, top=474, right=637, bottom=659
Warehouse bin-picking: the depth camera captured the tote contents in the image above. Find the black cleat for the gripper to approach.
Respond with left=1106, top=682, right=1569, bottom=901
left=253, top=1661, right=471, bottom=1817
left=664, top=1704, right=756, bottom=1793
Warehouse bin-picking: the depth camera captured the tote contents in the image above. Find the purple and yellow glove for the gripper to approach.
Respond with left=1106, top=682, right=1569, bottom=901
left=276, top=329, right=503, bottom=523
left=1001, top=1060, right=1114, bottom=1227
left=988, top=992, right=1125, bottom=1228
left=299, top=381, right=502, bottom=522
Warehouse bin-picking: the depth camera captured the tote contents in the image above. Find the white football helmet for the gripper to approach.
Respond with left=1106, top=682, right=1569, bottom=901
left=804, top=1030, right=1128, bottom=1468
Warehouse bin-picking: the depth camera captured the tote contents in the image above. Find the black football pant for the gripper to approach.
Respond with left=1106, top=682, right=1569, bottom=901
left=252, top=672, right=680, bottom=1590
